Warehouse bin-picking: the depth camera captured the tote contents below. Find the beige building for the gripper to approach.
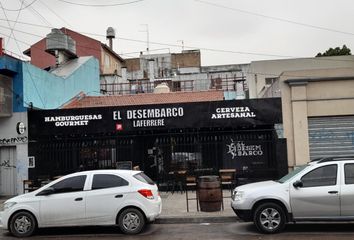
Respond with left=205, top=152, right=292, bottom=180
left=269, top=67, right=354, bottom=170
left=249, top=55, right=354, bottom=99
left=251, top=55, right=354, bottom=170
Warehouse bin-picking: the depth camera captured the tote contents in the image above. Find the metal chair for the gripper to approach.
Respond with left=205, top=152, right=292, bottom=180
left=219, top=169, right=237, bottom=192
left=168, top=171, right=185, bottom=194
left=23, top=180, right=38, bottom=193
left=185, top=174, right=199, bottom=212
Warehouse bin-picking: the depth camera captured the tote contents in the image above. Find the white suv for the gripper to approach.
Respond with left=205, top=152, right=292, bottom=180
left=231, top=157, right=354, bottom=233
left=0, top=170, right=162, bottom=237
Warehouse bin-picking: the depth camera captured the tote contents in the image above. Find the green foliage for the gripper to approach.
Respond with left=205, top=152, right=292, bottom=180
left=316, top=45, right=351, bottom=57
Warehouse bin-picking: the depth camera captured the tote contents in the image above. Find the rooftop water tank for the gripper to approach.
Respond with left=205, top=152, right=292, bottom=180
left=46, top=29, right=76, bottom=57
left=153, top=82, right=170, bottom=93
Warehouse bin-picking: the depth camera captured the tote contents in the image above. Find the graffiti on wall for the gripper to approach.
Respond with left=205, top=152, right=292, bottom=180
left=0, top=159, right=16, bottom=168
left=0, top=136, right=28, bottom=145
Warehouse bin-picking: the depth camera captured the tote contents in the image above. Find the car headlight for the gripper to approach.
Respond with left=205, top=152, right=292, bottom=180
left=234, top=191, right=244, bottom=201
left=3, top=202, right=17, bottom=211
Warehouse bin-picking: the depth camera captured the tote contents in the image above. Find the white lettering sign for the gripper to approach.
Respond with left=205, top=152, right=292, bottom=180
left=226, top=139, right=263, bottom=159
left=126, top=107, right=184, bottom=120
left=113, top=107, right=184, bottom=128
left=44, top=114, right=102, bottom=127
left=211, top=106, right=256, bottom=119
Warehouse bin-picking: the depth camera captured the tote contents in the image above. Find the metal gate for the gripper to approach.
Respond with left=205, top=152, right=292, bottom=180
left=308, top=116, right=354, bottom=160
left=29, top=129, right=286, bottom=187
left=0, top=146, right=17, bottom=196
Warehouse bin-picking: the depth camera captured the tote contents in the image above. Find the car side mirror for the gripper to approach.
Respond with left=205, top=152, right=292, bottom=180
left=293, top=180, right=303, bottom=188
left=37, top=187, right=55, bottom=196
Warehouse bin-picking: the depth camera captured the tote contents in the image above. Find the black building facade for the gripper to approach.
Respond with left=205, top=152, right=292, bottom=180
left=28, top=98, right=287, bottom=186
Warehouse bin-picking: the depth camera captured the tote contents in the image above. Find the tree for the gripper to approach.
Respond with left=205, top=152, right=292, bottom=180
left=316, top=45, right=351, bottom=57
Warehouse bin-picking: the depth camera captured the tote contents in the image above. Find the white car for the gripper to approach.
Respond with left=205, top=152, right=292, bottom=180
left=0, top=170, right=162, bottom=237
left=231, top=156, right=354, bottom=233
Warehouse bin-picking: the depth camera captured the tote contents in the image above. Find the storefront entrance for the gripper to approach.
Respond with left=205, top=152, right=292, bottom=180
left=29, top=129, right=287, bottom=187
left=28, top=98, right=287, bottom=187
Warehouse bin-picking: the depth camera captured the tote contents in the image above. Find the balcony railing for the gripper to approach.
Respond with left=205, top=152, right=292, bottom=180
left=209, top=76, right=246, bottom=92
left=100, top=76, right=246, bottom=95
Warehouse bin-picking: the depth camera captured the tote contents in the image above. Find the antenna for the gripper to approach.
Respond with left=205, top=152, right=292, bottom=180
left=140, top=24, right=150, bottom=55
left=177, top=40, right=184, bottom=52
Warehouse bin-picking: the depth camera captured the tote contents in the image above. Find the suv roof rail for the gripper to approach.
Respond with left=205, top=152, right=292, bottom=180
left=312, top=156, right=354, bottom=163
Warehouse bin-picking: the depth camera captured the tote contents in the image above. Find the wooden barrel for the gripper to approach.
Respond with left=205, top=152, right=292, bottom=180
left=197, top=175, right=222, bottom=212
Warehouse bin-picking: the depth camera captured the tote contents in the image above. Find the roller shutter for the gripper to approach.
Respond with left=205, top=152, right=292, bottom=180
left=308, top=116, right=354, bottom=160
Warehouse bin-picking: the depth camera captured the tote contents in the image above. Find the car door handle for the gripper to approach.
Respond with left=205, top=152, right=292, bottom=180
left=115, top=194, right=123, bottom=198
left=75, top=197, right=83, bottom=201
left=328, top=191, right=338, bottom=194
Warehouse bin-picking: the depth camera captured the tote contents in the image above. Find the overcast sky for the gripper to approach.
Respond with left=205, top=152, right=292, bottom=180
left=1, top=0, right=354, bottom=66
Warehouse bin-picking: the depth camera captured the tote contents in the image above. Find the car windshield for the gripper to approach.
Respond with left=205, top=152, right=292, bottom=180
left=277, top=165, right=308, bottom=183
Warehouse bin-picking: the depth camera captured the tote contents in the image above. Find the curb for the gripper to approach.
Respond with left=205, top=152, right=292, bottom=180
left=155, top=216, right=239, bottom=224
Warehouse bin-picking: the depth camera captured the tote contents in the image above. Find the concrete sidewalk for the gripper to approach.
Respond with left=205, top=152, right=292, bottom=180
left=157, top=190, right=238, bottom=223
left=0, top=190, right=239, bottom=224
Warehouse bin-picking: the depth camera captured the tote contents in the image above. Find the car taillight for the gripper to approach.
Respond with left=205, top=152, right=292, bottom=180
left=138, top=189, right=154, bottom=199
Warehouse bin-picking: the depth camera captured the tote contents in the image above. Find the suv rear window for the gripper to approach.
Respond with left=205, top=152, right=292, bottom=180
left=134, top=172, right=155, bottom=185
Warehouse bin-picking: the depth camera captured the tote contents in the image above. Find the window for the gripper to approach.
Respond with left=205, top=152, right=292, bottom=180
left=51, top=175, right=86, bottom=194
left=0, top=87, right=5, bottom=104
left=265, top=77, right=278, bottom=85
left=134, top=172, right=155, bottom=185
left=345, top=164, right=354, bottom=184
left=301, top=165, right=337, bottom=187
left=104, top=53, right=110, bottom=67
left=172, top=81, right=181, bottom=92
left=92, top=174, right=129, bottom=190
left=0, top=75, right=12, bottom=116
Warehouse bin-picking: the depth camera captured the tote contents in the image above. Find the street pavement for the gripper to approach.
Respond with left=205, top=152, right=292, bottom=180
left=1, top=222, right=354, bottom=239
left=2, top=192, right=354, bottom=239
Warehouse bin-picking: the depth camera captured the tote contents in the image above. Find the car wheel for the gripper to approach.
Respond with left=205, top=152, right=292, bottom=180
left=118, top=208, right=145, bottom=234
left=253, top=202, right=286, bottom=234
left=9, top=211, right=37, bottom=237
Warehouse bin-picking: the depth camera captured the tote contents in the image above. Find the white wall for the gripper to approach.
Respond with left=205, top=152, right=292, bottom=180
left=0, top=112, right=29, bottom=195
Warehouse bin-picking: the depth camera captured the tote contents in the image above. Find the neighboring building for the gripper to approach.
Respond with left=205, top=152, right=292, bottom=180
left=255, top=55, right=354, bottom=170
left=248, top=55, right=354, bottom=98
left=23, top=29, right=249, bottom=99
left=279, top=67, right=354, bottom=170
left=0, top=38, right=100, bottom=195
left=106, top=50, right=250, bottom=100
left=23, top=27, right=125, bottom=89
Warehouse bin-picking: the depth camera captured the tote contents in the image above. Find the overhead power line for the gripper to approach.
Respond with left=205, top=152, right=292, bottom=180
left=1, top=0, right=39, bottom=11
left=39, top=0, right=72, bottom=28
left=0, top=23, right=295, bottom=59
left=5, top=0, right=24, bottom=47
left=3, top=24, right=354, bottom=64
left=0, top=2, right=46, bottom=108
left=195, top=0, right=354, bottom=37
left=0, top=18, right=51, bottom=29
left=55, top=0, right=145, bottom=7
left=1, top=21, right=354, bottom=64
left=26, top=1, right=53, bottom=27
